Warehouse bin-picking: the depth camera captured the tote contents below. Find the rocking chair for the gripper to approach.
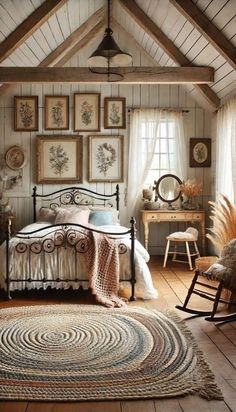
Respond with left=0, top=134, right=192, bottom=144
left=176, top=242, right=236, bottom=322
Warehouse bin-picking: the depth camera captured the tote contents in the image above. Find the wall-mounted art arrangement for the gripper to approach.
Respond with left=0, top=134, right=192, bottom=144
left=74, top=93, right=100, bottom=132
left=14, top=96, right=38, bottom=131
left=88, top=135, right=124, bottom=182
left=104, top=97, right=126, bottom=129
left=36, top=135, right=83, bottom=184
left=44, top=95, right=69, bottom=130
left=189, top=138, right=211, bottom=167
left=5, top=145, right=27, bottom=170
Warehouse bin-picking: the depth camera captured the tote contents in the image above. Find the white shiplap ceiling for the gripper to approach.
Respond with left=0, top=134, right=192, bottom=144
left=0, top=0, right=235, bottom=108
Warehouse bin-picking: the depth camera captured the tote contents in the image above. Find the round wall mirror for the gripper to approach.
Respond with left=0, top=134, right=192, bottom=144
left=154, top=174, right=182, bottom=209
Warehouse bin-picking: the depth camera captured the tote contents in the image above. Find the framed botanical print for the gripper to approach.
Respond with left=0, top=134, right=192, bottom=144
left=104, top=97, right=126, bottom=129
left=14, top=96, right=38, bottom=131
left=36, top=135, right=83, bottom=184
left=88, top=135, right=124, bottom=182
left=74, top=93, right=100, bottom=132
left=190, top=138, right=211, bottom=167
left=44, top=95, right=69, bottom=130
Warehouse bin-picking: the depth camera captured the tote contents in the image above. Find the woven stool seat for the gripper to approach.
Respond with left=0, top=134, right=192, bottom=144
left=163, top=227, right=200, bottom=270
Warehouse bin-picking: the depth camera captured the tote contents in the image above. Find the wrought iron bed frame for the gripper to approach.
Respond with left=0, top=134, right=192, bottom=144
left=4, top=185, right=136, bottom=301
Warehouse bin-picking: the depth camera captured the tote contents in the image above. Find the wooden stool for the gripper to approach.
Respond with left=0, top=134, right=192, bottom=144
left=163, top=227, right=200, bottom=270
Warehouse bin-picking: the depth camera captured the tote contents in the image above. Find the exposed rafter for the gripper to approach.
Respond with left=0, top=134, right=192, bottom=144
left=170, top=0, right=236, bottom=70
left=117, top=0, right=220, bottom=109
left=41, top=6, right=105, bottom=67
left=0, top=8, right=106, bottom=96
left=0, top=67, right=214, bottom=84
left=0, top=0, right=69, bottom=64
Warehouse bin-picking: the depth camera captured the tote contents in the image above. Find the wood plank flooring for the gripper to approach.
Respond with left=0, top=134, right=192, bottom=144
left=0, top=257, right=235, bottom=412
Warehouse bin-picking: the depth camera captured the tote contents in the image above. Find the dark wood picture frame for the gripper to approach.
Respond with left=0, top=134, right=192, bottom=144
left=14, top=96, right=38, bottom=131
left=44, top=95, right=69, bottom=130
left=104, top=97, right=126, bottom=129
left=190, top=138, right=211, bottom=167
left=36, top=135, right=83, bottom=184
left=74, top=93, right=100, bottom=132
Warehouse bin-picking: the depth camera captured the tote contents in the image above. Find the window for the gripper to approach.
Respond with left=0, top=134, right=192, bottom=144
left=142, top=118, right=176, bottom=187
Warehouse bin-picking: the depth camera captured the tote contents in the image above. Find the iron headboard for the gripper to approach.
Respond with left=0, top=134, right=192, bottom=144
left=32, top=185, right=120, bottom=223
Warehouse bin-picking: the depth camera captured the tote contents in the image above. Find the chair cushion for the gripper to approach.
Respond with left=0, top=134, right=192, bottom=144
left=204, top=239, right=236, bottom=290
left=167, top=231, right=197, bottom=241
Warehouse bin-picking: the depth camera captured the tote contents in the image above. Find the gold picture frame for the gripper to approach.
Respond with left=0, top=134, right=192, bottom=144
left=14, top=96, right=38, bottom=131
left=104, top=97, right=126, bottom=129
left=74, top=93, right=100, bottom=132
left=88, top=135, right=124, bottom=182
left=44, top=95, right=69, bottom=130
left=36, top=135, right=83, bottom=184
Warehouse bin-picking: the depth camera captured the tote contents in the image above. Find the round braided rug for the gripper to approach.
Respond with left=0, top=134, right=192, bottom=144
left=0, top=305, right=222, bottom=401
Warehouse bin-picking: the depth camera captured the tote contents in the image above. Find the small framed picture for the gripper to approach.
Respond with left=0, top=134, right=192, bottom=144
left=74, top=93, right=100, bottom=131
left=88, top=135, right=124, bottom=182
left=104, top=97, right=126, bottom=129
left=36, top=135, right=83, bottom=184
left=44, top=95, right=69, bottom=130
left=190, top=138, right=211, bottom=167
left=14, top=96, right=38, bottom=131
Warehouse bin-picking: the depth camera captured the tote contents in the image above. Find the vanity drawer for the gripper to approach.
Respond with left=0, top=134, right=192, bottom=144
left=146, top=213, right=159, bottom=222
left=192, top=213, right=203, bottom=220
left=168, top=213, right=186, bottom=220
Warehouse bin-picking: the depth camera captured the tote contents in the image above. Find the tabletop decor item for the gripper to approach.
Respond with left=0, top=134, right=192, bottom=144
left=180, top=178, right=202, bottom=209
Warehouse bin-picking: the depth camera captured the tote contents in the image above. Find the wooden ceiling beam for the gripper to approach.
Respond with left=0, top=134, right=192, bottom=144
left=0, top=8, right=106, bottom=96
left=117, top=0, right=220, bottom=109
left=41, top=6, right=105, bottom=67
left=170, top=0, right=236, bottom=70
left=0, top=67, right=214, bottom=84
left=0, top=0, right=69, bottom=64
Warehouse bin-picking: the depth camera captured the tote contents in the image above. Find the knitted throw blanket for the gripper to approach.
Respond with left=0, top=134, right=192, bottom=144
left=85, top=231, right=125, bottom=308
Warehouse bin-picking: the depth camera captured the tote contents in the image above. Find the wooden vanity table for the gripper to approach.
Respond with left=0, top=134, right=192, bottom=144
left=140, top=209, right=206, bottom=254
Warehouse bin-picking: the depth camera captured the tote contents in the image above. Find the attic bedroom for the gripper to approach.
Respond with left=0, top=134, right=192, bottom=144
left=0, top=0, right=235, bottom=411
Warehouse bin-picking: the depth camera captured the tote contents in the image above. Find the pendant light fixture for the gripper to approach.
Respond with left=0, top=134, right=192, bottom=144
left=88, top=0, right=132, bottom=81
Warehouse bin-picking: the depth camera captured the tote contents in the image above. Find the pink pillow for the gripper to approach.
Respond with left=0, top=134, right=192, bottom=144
left=55, top=208, right=89, bottom=225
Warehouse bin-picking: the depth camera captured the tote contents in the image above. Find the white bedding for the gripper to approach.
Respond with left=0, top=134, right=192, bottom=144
left=0, top=223, right=158, bottom=300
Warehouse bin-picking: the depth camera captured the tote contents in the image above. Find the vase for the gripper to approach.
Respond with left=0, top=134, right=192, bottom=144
left=183, top=197, right=199, bottom=210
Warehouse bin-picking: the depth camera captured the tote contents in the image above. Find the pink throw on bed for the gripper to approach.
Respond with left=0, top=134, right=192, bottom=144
left=84, top=231, right=125, bottom=308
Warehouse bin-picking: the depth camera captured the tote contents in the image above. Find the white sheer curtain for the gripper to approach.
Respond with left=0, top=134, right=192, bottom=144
left=125, top=109, right=188, bottom=225
left=216, top=96, right=236, bottom=202
left=168, top=111, right=188, bottom=181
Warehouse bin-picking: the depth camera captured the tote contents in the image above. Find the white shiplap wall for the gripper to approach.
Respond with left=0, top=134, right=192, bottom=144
left=0, top=80, right=214, bottom=255
left=0, top=1, right=218, bottom=254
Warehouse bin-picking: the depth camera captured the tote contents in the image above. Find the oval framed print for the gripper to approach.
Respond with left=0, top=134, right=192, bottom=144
left=5, top=146, right=27, bottom=170
left=190, top=138, right=211, bottom=167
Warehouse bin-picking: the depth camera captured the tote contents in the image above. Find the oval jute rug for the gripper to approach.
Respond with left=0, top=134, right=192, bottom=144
left=0, top=304, right=222, bottom=401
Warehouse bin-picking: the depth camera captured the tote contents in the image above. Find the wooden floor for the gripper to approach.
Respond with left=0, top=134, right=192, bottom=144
left=0, top=256, right=236, bottom=412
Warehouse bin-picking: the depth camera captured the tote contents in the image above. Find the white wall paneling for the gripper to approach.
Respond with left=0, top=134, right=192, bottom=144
left=0, top=81, right=214, bottom=255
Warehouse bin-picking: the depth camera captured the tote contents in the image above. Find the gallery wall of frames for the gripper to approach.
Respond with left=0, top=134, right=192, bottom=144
left=0, top=83, right=214, bottom=253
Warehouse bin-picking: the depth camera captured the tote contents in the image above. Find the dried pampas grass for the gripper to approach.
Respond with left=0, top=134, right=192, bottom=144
left=207, top=194, right=236, bottom=255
